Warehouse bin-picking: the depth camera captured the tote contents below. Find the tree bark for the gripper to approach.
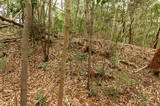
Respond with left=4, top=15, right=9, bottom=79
left=58, top=0, right=70, bottom=105
left=20, top=0, right=32, bottom=105
left=42, top=0, right=52, bottom=62
left=128, top=18, right=134, bottom=44
left=153, top=26, right=160, bottom=49
left=127, top=1, right=135, bottom=44
left=85, top=0, right=94, bottom=90
left=48, top=0, right=52, bottom=30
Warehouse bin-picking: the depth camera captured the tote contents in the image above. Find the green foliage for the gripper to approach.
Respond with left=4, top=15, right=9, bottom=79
left=87, top=86, right=98, bottom=96
left=0, top=53, right=7, bottom=72
left=97, top=0, right=101, bottom=4
left=0, top=57, right=6, bottom=72
left=0, top=53, right=5, bottom=58
left=99, top=68, right=106, bottom=76
left=39, top=61, right=52, bottom=70
left=52, top=17, right=63, bottom=34
left=73, top=50, right=88, bottom=61
left=115, top=34, right=126, bottom=42
left=37, top=97, right=45, bottom=106
left=28, top=48, right=34, bottom=56
left=75, top=64, right=86, bottom=76
left=31, top=0, right=38, bottom=8
left=101, top=0, right=109, bottom=5
left=140, top=103, right=147, bottom=106
left=0, top=43, right=6, bottom=49
left=151, top=3, right=160, bottom=15
left=105, top=87, right=119, bottom=101
left=35, top=90, right=46, bottom=106
left=140, top=93, right=147, bottom=101
left=96, top=66, right=106, bottom=86
left=79, top=67, right=86, bottom=76
left=7, top=0, right=21, bottom=16
left=106, top=87, right=116, bottom=94
left=109, top=43, right=119, bottom=64
left=0, top=60, right=3, bottom=72
left=96, top=79, right=103, bottom=86
left=51, top=39, right=61, bottom=43
left=139, top=93, right=148, bottom=106
left=70, top=18, right=85, bottom=35
left=114, top=71, right=137, bottom=85
left=76, top=18, right=85, bottom=35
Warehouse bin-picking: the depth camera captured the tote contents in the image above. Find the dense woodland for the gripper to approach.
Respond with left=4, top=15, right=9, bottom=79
left=0, top=0, right=160, bottom=106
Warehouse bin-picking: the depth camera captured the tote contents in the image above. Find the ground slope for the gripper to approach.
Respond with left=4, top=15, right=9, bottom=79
left=0, top=37, right=160, bottom=106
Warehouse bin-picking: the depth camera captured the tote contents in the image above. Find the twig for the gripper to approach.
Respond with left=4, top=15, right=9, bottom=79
left=135, top=65, right=148, bottom=73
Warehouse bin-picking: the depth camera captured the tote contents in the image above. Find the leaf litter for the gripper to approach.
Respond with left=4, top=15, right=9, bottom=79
left=0, top=37, right=160, bottom=106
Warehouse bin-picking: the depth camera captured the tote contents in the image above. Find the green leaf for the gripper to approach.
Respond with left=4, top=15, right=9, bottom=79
left=97, top=0, right=101, bottom=4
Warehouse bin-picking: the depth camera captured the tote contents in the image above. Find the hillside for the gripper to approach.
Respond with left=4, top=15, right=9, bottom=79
left=0, top=36, right=160, bottom=106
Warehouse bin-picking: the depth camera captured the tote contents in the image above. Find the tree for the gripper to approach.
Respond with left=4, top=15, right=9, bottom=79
left=20, top=0, right=32, bottom=105
left=153, top=26, right=160, bottom=49
left=58, top=0, right=71, bottom=105
left=85, top=0, right=94, bottom=90
left=127, top=1, right=136, bottom=44
left=42, top=0, right=52, bottom=62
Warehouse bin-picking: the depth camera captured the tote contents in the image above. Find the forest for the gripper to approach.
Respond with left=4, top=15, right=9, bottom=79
left=0, top=0, right=160, bottom=106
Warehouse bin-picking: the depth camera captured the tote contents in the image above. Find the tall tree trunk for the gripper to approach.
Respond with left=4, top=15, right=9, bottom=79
left=41, top=1, right=46, bottom=27
left=128, top=18, right=134, bottom=44
left=111, top=3, right=118, bottom=41
left=121, top=0, right=126, bottom=35
left=58, top=0, right=70, bottom=105
left=153, top=26, right=160, bottom=49
left=20, top=0, right=24, bottom=23
left=42, top=0, right=52, bottom=62
left=48, top=0, right=52, bottom=30
left=20, top=0, right=32, bottom=105
left=85, top=0, right=94, bottom=90
left=74, top=0, right=80, bottom=35
left=127, top=1, right=135, bottom=44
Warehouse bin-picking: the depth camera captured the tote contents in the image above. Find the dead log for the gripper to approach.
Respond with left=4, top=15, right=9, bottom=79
left=0, top=15, right=23, bottom=27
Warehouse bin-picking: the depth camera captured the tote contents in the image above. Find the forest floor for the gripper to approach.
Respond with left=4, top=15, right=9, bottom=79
left=0, top=35, right=160, bottom=106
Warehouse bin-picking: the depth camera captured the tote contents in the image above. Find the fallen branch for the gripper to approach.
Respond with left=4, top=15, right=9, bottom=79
left=0, top=15, right=23, bottom=27
left=119, top=60, right=138, bottom=68
left=0, top=25, right=14, bottom=29
left=0, top=37, right=21, bottom=43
